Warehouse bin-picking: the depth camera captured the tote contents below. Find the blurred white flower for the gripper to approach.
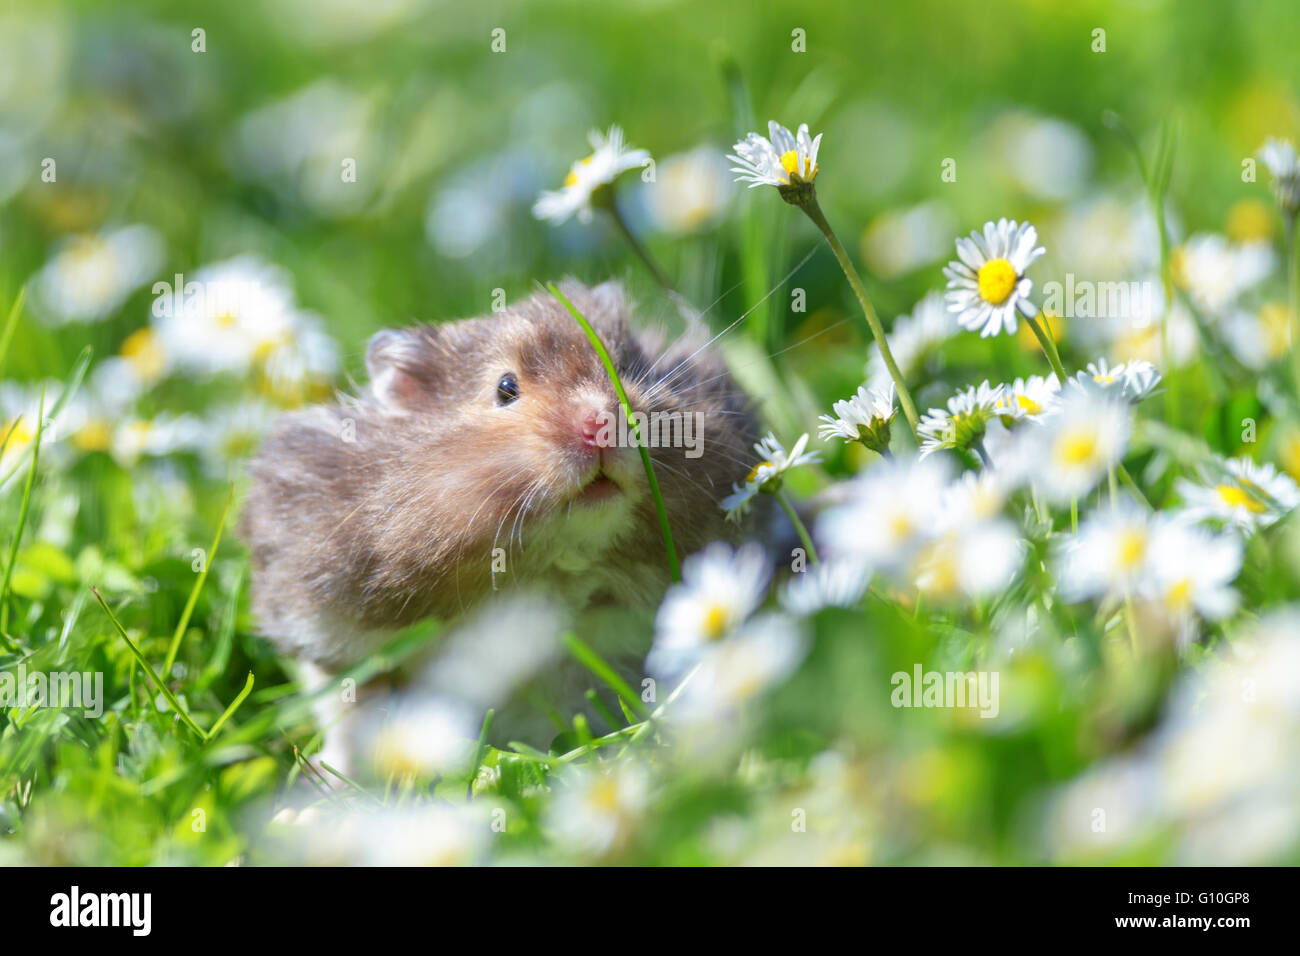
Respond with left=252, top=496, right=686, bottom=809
left=545, top=762, right=650, bottom=858
left=650, top=542, right=769, bottom=674
left=1175, top=456, right=1300, bottom=533
left=861, top=200, right=956, bottom=279
left=779, top=557, right=871, bottom=615
left=1175, top=233, right=1273, bottom=316
left=109, top=413, right=202, bottom=468
left=1142, top=519, right=1242, bottom=638
left=369, top=697, right=477, bottom=779
left=987, top=113, right=1092, bottom=202
left=153, top=256, right=328, bottom=384
left=1219, top=302, right=1291, bottom=369
left=1049, top=609, right=1300, bottom=864
left=1258, top=137, right=1300, bottom=215
left=643, top=146, right=731, bottom=234
left=194, top=400, right=279, bottom=477
left=672, top=613, right=808, bottom=724
left=728, top=121, right=821, bottom=190
left=918, top=381, right=1004, bottom=459
left=914, top=519, right=1022, bottom=601
left=944, top=218, right=1046, bottom=337
left=817, top=453, right=952, bottom=573
left=1011, top=387, right=1131, bottom=504
left=422, top=594, right=566, bottom=709
left=293, top=804, right=489, bottom=866
left=533, top=125, right=651, bottom=224
left=32, top=224, right=163, bottom=325
left=1057, top=505, right=1155, bottom=604
left=1072, top=358, right=1161, bottom=402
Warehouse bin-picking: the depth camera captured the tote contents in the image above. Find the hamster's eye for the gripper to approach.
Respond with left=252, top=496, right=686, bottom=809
left=496, top=374, right=520, bottom=405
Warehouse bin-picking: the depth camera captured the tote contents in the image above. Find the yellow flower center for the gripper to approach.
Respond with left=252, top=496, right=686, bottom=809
left=1166, top=578, right=1192, bottom=611
left=587, top=778, right=622, bottom=813
left=976, top=257, right=1018, bottom=305
left=746, top=460, right=774, bottom=484
left=216, top=311, right=238, bottom=328
left=1216, top=483, right=1266, bottom=513
left=1016, top=394, right=1042, bottom=415
left=564, top=155, right=594, bottom=188
left=120, top=327, right=166, bottom=382
left=1056, top=428, right=1097, bottom=466
left=702, top=603, right=730, bottom=640
left=73, top=420, right=113, bottom=452
left=1116, top=529, right=1147, bottom=569
left=779, top=150, right=816, bottom=183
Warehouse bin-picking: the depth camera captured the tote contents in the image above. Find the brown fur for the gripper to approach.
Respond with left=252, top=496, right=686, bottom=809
left=239, top=280, right=757, bottom=673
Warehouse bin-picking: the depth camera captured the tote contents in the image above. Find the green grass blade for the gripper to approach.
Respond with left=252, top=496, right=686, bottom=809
left=548, top=282, right=680, bottom=581
left=562, top=631, right=649, bottom=721
left=207, top=671, right=255, bottom=737
left=0, top=388, right=44, bottom=638
left=0, top=287, right=26, bottom=373
left=162, top=483, right=235, bottom=678
left=90, top=586, right=208, bottom=741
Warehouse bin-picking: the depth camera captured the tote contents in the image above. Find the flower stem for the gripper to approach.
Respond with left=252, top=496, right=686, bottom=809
left=800, top=196, right=920, bottom=437
left=775, top=489, right=820, bottom=566
left=1025, top=311, right=1069, bottom=383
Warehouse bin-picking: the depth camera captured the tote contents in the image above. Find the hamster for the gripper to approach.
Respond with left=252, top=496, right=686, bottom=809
left=238, top=279, right=757, bottom=769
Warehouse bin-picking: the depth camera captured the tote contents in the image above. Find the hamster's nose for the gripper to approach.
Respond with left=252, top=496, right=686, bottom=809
left=575, top=406, right=609, bottom=450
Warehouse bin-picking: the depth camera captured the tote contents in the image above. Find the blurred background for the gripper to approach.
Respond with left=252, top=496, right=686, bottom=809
left=1, top=0, right=1299, bottom=865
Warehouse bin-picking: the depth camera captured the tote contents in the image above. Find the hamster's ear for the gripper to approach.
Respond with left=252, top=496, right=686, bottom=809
left=366, top=328, right=428, bottom=411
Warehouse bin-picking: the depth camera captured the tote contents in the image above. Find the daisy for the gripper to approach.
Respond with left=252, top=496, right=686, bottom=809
left=369, top=697, right=477, bottom=779
left=816, top=454, right=952, bottom=573
left=914, top=519, right=1023, bottom=601
left=649, top=542, right=769, bottom=674
left=943, top=218, right=1047, bottom=337
left=644, top=146, right=732, bottom=235
left=720, top=432, right=819, bottom=520
left=917, top=381, right=1004, bottom=458
left=1258, top=138, right=1300, bottom=215
left=153, top=256, right=303, bottom=377
left=1073, top=358, right=1162, bottom=402
left=532, top=125, right=651, bottom=224
left=672, top=613, right=808, bottom=724
left=1142, top=520, right=1242, bottom=633
left=817, top=382, right=896, bottom=452
left=994, top=373, right=1061, bottom=424
left=545, top=763, right=651, bottom=858
left=305, top=805, right=490, bottom=867
left=109, top=413, right=203, bottom=468
left=31, top=224, right=163, bottom=325
left=1219, top=303, right=1291, bottom=370
left=1174, top=233, right=1274, bottom=316
left=937, top=469, right=1012, bottom=528
left=779, top=557, right=872, bottom=616
left=1056, top=505, right=1155, bottom=603
left=1175, top=457, right=1300, bottom=533
left=866, top=291, right=956, bottom=384
left=194, top=400, right=278, bottom=477
left=728, top=121, right=822, bottom=195
left=1014, top=387, right=1132, bottom=504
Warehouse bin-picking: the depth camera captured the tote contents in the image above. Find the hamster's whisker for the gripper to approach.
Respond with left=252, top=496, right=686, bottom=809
left=638, top=245, right=819, bottom=389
